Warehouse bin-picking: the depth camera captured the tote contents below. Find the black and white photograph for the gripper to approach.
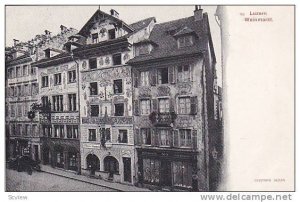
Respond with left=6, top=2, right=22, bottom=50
left=5, top=5, right=223, bottom=192
left=2, top=2, right=296, bottom=199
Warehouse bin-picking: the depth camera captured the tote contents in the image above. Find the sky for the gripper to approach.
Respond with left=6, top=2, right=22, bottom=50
left=5, top=5, right=221, bottom=84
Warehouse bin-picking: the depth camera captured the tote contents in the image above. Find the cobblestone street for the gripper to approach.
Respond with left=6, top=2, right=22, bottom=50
left=6, top=169, right=116, bottom=192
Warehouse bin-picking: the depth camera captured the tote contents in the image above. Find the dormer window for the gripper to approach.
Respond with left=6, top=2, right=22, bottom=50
left=136, top=44, right=150, bottom=56
left=92, top=33, right=98, bottom=43
left=177, top=35, right=194, bottom=48
left=108, top=29, right=116, bottom=39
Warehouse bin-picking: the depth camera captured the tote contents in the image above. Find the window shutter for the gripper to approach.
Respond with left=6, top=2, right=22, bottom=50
left=173, top=130, right=179, bottom=147
left=133, top=100, right=139, bottom=116
left=134, top=129, right=141, bottom=145
left=169, top=98, right=175, bottom=112
left=133, top=70, right=139, bottom=88
left=190, top=96, right=198, bottom=115
left=150, top=68, right=157, bottom=86
left=169, top=129, right=173, bottom=147
left=192, top=129, right=197, bottom=149
left=168, top=66, right=175, bottom=84
left=152, top=99, right=158, bottom=112
left=151, top=128, right=159, bottom=146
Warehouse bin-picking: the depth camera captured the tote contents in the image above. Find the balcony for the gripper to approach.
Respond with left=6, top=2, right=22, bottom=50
left=149, top=112, right=177, bottom=126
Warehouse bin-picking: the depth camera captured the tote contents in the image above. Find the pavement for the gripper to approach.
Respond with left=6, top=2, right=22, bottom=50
left=39, top=165, right=150, bottom=192
left=6, top=168, right=116, bottom=192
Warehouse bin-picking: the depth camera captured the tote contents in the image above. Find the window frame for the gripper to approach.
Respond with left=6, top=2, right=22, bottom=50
left=114, top=103, right=125, bottom=117
left=41, top=76, right=49, bottom=88
left=54, top=73, right=62, bottom=86
left=89, top=82, right=98, bottom=95
left=88, top=129, right=97, bottom=141
left=68, top=70, right=76, bottom=83
left=113, top=79, right=123, bottom=94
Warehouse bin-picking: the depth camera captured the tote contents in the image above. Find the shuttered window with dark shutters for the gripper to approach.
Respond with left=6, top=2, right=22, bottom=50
left=133, top=100, right=139, bottom=116
left=192, top=129, right=197, bottom=149
left=168, top=66, right=175, bottom=84
left=150, top=68, right=157, bottom=86
left=190, top=96, right=198, bottom=115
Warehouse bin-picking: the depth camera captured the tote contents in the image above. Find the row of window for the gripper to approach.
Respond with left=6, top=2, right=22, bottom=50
left=91, top=28, right=116, bottom=44
left=134, top=65, right=192, bottom=87
left=139, top=128, right=193, bottom=148
left=10, top=123, right=38, bottom=137
left=42, top=125, right=78, bottom=139
left=7, top=65, right=36, bottom=79
left=134, top=97, right=197, bottom=115
left=89, top=78, right=123, bottom=96
left=87, top=53, right=122, bottom=70
left=88, top=128, right=128, bottom=143
left=41, top=94, right=77, bottom=112
left=8, top=83, right=38, bottom=98
left=10, top=103, right=32, bottom=118
left=41, top=70, right=76, bottom=88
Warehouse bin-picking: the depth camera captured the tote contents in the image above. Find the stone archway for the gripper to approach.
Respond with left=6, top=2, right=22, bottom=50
left=86, top=154, right=100, bottom=175
left=104, top=156, right=119, bottom=176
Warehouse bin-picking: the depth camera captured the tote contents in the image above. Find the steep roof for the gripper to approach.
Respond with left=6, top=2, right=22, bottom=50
left=128, top=15, right=210, bottom=64
left=129, top=17, right=156, bottom=31
left=78, top=9, right=133, bottom=36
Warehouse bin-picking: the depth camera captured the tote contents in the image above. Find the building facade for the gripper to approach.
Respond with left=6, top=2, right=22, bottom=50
left=128, top=6, right=221, bottom=191
left=6, top=6, right=222, bottom=191
left=5, top=26, right=77, bottom=162
left=76, top=9, right=156, bottom=184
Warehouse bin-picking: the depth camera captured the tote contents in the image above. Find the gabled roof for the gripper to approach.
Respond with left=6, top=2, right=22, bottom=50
left=173, top=26, right=196, bottom=37
left=129, top=17, right=156, bottom=31
left=128, top=16, right=206, bottom=64
left=78, top=9, right=133, bottom=36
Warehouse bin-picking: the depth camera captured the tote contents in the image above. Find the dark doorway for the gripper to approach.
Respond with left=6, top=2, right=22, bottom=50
left=123, top=157, right=131, bottom=182
left=86, top=154, right=100, bottom=176
left=104, top=156, right=119, bottom=179
left=43, top=147, right=50, bottom=165
left=161, top=161, right=172, bottom=186
left=34, top=145, right=39, bottom=161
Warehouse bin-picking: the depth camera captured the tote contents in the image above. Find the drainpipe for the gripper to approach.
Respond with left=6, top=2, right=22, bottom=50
left=71, top=51, right=81, bottom=175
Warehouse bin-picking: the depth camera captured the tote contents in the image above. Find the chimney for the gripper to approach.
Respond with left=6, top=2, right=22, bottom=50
left=110, top=9, right=119, bottom=18
left=13, top=39, right=19, bottom=46
left=44, top=30, right=52, bottom=36
left=60, top=25, right=68, bottom=33
left=194, top=5, right=203, bottom=21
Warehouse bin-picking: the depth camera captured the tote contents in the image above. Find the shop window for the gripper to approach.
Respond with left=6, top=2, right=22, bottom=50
left=90, top=105, right=99, bottom=117
left=172, top=161, right=193, bottom=188
left=89, top=58, right=97, bottom=69
left=143, top=158, right=160, bottom=184
left=112, top=53, right=122, bottom=66
left=90, top=82, right=98, bottom=95
left=89, top=129, right=96, bottom=141
left=54, top=73, right=62, bottom=85
left=108, top=29, right=116, bottom=39
left=113, top=79, right=123, bottom=94
left=118, top=130, right=128, bottom=143
left=157, top=68, right=169, bottom=84
left=158, top=98, right=170, bottom=113
left=141, top=128, right=151, bottom=145
left=68, top=70, right=76, bottom=83
left=68, top=152, right=77, bottom=170
left=114, top=103, right=124, bottom=116
left=178, top=97, right=191, bottom=114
